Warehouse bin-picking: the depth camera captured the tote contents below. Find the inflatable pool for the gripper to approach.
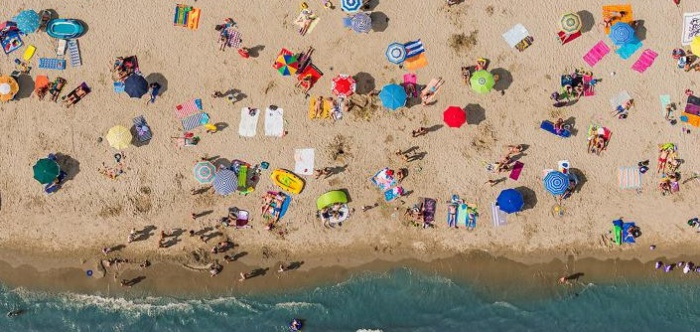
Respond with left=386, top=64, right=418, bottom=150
left=46, top=19, right=85, bottom=39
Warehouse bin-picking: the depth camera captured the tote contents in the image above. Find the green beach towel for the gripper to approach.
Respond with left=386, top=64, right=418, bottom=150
left=238, top=165, right=248, bottom=190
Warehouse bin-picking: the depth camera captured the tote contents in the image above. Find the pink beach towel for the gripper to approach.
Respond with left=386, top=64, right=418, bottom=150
left=509, top=161, right=524, bottom=180
left=631, top=49, right=658, bottom=73
left=175, top=98, right=203, bottom=119
left=583, top=41, right=610, bottom=67
left=583, top=75, right=595, bottom=97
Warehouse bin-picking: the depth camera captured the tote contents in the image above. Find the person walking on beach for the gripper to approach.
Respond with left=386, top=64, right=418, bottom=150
left=239, top=272, right=248, bottom=282
left=128, top=228, right=136, bottom=243
left=146, top=82, right=161, bottom=105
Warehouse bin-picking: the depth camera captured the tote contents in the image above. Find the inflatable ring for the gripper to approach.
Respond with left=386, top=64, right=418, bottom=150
left=300, top=2, right=308, bottom=10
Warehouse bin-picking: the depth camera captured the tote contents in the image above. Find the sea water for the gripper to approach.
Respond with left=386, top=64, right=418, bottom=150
left=1, top=268, right=699, bottom=331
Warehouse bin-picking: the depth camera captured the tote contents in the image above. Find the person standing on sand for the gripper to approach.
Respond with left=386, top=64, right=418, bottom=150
left=239, top=272, right=248, bottom=282
left=128, top=228, right=136, bottom=243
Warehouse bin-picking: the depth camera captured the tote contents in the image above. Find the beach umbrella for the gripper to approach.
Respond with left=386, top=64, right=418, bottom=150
left=378, top=84, right=407, bottom=110
left=609, top=22, right=637, bottom=46
left=351, top=12, right=372, bottom=33
left=273, top=53, right=299, bottom=76
left=341, top=0, right=362, bottom=13
left=385, top=42, right=406, bottom=64
left=443, top=106, right=467, bottom=128
left=692, top=36, right=700, bottom=57
left=543, top=171, right=569, bottom=196
left=106, top=125, right=132, bottom=150
left=0, top=75, right=19, bottom=102
left=470, top=70, right=495, bottom=94
left=124, top=74, right=148, bottom=98
left=496, top=189, right=524, bottom=214
left=213, top=169, right=236, bottom=196
left=33, top=158, right=60, bottom=184
left=331, top=74, right=356, bottom=98
left=560, top=12, right=581, bottom=34
left=193, top=161, right=216, bottom=184
left=13, top=10, right=40, bottom=34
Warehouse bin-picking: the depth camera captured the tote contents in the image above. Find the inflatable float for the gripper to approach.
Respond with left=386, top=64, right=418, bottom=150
left=271, top=169, right=305, bottom=194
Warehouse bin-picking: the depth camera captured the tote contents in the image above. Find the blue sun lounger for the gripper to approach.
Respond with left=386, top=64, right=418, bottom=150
left=38, top=58, right=66, bottom=70
left=540, top=120, right=571, bottom=137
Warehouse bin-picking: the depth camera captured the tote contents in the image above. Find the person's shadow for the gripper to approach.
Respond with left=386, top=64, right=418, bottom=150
left=248, top=267, right=269, bottom=279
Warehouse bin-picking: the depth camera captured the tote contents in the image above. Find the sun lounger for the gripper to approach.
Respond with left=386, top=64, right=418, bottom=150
left=615, top=41, right=643, bottom=60
left=491, top=201, right=507, bottom=227
left=384, top=187, right=404, bottom=202
left=583, top=41, right=610, bottom=67
left=132, top=115, right=152, bottom=143
left=619, top=166, right=641, bottom=189
left=423, top=198, right=436, bottom=226
left=403, top=73, right=418, bottom=98
left=264, top=106, right=284, bottom=137
left=558, top=30, right=581, bottom=45
left=540, top=120, right=571, bottom=138
left=175, top=99, right=203, bottom=119
left=67, top=39, right=81, bottom=67
left=308, top=96, right=331, bottom=119
left=631, top=49, right=657, bottom=73
left=509, top=161, right=524, bottom=181
left=238, top=107, right=260, bottom=137
left=34, top=75, right=49, bottom=99
left=370, top=167, right=396, bottom=191
left=294, top=148, right=315, bottom=176
left=602, top=4, right=634, bottom=35
left=38, top=58, right=66, bottom=70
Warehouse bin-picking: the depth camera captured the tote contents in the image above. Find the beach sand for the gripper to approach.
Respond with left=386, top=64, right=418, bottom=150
left=1, top=0, right=699, bottom=293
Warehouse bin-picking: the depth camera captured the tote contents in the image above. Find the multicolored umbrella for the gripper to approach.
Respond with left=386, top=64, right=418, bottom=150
left=331, top=74, right=356, bottom=98
left=351, top=12, right=372, bottom=33
left=273, top=53, right=299, bottom=76
left=13, top=10, right=40, bottom=34
left=193, top=161, right=216, bottom=184
left=0, top=75, right=19, bottom=102
left=609, top=22, right=637, bottom=45
left=106, top=125, right=132, bottom=150
left=496, top=189, right=524, bottom=214
left=543, top=171, right=569, bottom=196
left=341, top=0, right=362, bottom=13
left=385, top=42, right=406, bottom=64
left=470, top=70, right=495, bottom=94
left=378, top=84, right=407, bottom=110
left=213, top=169, right=237, bottom=196
left=443, top=106, right=467, bottom=128
left=560, top=12, right=581, bottom=34
left=33, top=158, right=60, bottom=184
left=124, top=74, right=148, bottom=98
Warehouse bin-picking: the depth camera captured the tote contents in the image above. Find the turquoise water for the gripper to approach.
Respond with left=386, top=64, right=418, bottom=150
left=1, top=268, right=699, bottom=331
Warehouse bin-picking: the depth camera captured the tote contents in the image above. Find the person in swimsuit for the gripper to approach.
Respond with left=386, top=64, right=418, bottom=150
left=447, top=204, right=457, bottom=227
left=657, top=149, right=670, bottom=173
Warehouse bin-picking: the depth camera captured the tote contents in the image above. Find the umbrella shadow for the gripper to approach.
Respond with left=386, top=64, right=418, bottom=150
left=515, top=186, right=537, bottom=211
left=363, top=0, right=380, bottom=10
left=54, top=153, right=80, bottom=182
left=465, top=104, right=486, bottom=125
left=491, top=68, right=512, bottom=92
left=338, top=188, right=353, bottom=203
left=370, top=12, right=389, bottom=33
left=15, top=74, right=34, bottom=100
left=569, top=168, right=587, bottom=192
left=577, top=10, right=595, bottom=34
left=354, top=72, right=375, bottom=94
left=634, top=20, right=647, bottom=42
left=246, top=45, right=265, bottom=58
left=564, top=116, right=578, bottom=136
left=145, top=73, right=168, bottom=96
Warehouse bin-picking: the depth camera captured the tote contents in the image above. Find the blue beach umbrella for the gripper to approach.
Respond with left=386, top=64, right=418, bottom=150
left=213, top=169, right=236, bottom=196
left=496, top=188, right=524, bottom=214
left=379, top=84, right=407, bottom=110
left=351, top=12, right=371, bottom=33
left=385, top=42, right=406, bottom=64
left=13, top=10, right=40, bottom=34
left=341, top=0, right=362, bottom=13
left=124, top=74, right=148, bottom=98
left=609, top=22, right=638, bottom=46
left=543, top=171, right=569, bottom=196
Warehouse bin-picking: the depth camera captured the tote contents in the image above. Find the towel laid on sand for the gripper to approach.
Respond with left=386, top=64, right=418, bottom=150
left=238, top=107, right=260, bottom=137
left=610, top=91, right=632, bottom=108
left=294, top=148, right=315, bottom=176
left=264, top=106, right=284, bottom=137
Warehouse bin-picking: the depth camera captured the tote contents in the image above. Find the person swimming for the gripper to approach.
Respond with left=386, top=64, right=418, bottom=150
left=665, top=264, right=673, bottom=273
left=7, top=309, right=24, bottom=317
left=655, top=261, right=663, bottom=269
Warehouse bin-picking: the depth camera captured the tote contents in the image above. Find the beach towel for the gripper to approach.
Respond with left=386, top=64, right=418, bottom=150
left=689, top=95, right=700, bottom=107
left=264, top=106, right=284, bottom=137
left=0, top=30, right=22, bottom=55
left=38, top=58, right=66, bottom=70
left=582, top=75, right=595, bottom=96
left=583, top=41, right=610, bottom=67
left=173, top=4, right=190, bottom=26
left=238, top=107, right=260, bottom=137
left=502, top=24, right=529, bottom=48
left=686, top=103, right=700, bottom=116
left=181, top=112, right=208, bottom=131
left=175, top=99, right=203, bottom=119
left=509, top=161, right=524, bottom=181
left=294, top=148, right=315, bottom=176
left=660, top=95, right=672, bottom=118
left=308, top=96, right=331, bottom=119
left=602, top=4, right=634, bottom=35
left=297, top=64, right=323, bottom=91
left=491, top=202, right=507, bottom=227
left=132, top=115, right=152, bottom=142
left=67, top=39, right=81, bottom=67
left=404, top=53, right=428, bottom=70
left=540, top=120, right=571, bottom=138
left=423, top=198, right=436, bottom=225
left=403, top=73, right=418, bottom=98
left=619, top=166, right=641, bottom=189
left=34, top=75, right=49, bottom=94
left=682, top=12, right=700, bottom=45
left=113, top=81, right=125, bottom=93
left=370, top=167, right=396, bottom=191
left=631, top=49, right=657, bottom=73
left=56, top=39, right=66, bottom=56
left=187, top=8, right=200, bottom=30
left=609, top=91, right=632, bottom=108
left=384, top=187, right=404, bottom=202
left=294, top=12, right=320, bottom=35
left=404, top=39, right=425, bottom=59
left=615, top=41, right=643, bottom=60
left=558, top=30, right=581, bottom=45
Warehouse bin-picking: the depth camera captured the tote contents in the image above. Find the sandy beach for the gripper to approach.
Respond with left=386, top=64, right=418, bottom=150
left=1, top=0, right=700, bottom=295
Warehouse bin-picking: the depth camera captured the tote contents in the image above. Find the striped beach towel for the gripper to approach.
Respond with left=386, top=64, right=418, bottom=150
left=583, top=41, right=610, bottom=67
left=38, top=58, right=66, bottom=70
left=175, top=99, right=203, bottom=119
left=67, top=39, right=82, bottom=67
left=619, top=167, right=642, bottom=189
left=404, top=39, right=424, bottom=59
left=631, top=49, right=658, bottom=73
left=181, top=112, right=207, bottom=131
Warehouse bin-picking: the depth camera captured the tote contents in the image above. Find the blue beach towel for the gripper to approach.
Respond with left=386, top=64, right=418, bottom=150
left=38, top=58, right=66, bottom=70
left=113, top=82, right=125, bottom=93
left=615, top=41, right=643, bottom=60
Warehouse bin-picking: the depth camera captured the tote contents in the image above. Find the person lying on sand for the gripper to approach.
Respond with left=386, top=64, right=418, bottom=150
left=412, top=127, right=428, bottom=137
left=314, top=96, right=324, bottom=118
left=657, top=149, right=671, bottom=173
left=475, top=58, right=488, bottom=71
left=421, top=77, right=445, bottom=105
left=63, top=85, right=89, bottom=108
left=313, top=167, right=333, bottom=179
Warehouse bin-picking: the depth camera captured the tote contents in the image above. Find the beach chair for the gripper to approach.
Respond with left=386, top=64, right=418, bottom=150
left=403, top=73, right=418, bottom=98
left=132, top=115, right=152, bottom=143
left=34, top=75, right=49, bottom=99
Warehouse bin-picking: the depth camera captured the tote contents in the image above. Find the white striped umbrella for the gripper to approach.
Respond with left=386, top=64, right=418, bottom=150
left=385, top=42, right=406, bottom=64
left=193, top=161, right=216, bottom=184
left=213, top=169, right=237, bottom=195
left=341, top=0, right=362, bottom=13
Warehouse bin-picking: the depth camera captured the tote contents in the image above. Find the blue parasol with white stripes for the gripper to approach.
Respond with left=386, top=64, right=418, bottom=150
left=351, top=12, right=372, bottom=33
left=213, top=169, right=237, bottom=195
left=385, top=42, right=406, bottom=64
left=341, top=0, right=362, bottom=13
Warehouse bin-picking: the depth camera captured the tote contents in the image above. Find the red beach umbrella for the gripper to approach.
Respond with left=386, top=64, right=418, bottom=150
left=443, top=106, right=467, bottom=128
left=331, top=74, right=356, bottom=98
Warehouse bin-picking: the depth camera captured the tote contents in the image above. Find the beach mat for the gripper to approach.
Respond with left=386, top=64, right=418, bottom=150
left=370, top=167, right=396, bottom=191
left=181, top=112, right=207, bottom=131
left=294, top=13, right=320, bottom=35
left=384, top=187, right=403, bottom=202
left=558, top=30, right=581, bottom=45
left=502, top=23, right=529, bottom=48
left=540, top=120, right=571, bottom=138
left=38, top=58, right=66, bottom=70
left=175, top=99, right=202, bottom=119
left=660, top=95, right=671, bottom=118
left=238, top=107, right=260, bottom=137
left=583, top=75, right=595, bottom=96
left=67, top=39, right=81, bottom=67
left=264, top=107, right=284, bottom=137
left=618, top=166, right=641, bottom=189
left=423, top=198, right=436, bottom=224
left=294, top=148, right=315, bottom=176
left=616, top=41, right=643, bottom=60
left=610, top=91, right=632, bottom=108
left=509, top=161, right=524, bottom=181
left=631, top=49, right=657, bottom=73
left=491, top=202, right=507, bottom=227
left=308, top=96, right=331, bottom=119
left=583, top=41, right=610, bottom=67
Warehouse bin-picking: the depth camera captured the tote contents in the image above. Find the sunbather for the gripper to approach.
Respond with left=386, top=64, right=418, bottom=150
left=49, top=78, right=66, bottom=102
left=299, top=18, right=313, bottom=36
left=447, top=204, right=457, bottom=227
left=475, top=58, right=488, bottom=71
left=412, top=127, right=428, bottom=137
left=553, top=118, right=564, bottom=135
left=574, top=83, right=584, bottom=100
left=657, top=149, right=670, bottom=173
left=421, top=77, right=445, bottom=105
left=62, top=85, right=89, bottom=108
left=664, top=103, right=676, bottom=121
left=313, top=96, right=323, bottom=118
left=505, top=144, right=524, bottom=157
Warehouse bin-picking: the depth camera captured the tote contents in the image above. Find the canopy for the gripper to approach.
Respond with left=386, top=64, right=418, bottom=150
left=378, top=84, right=407, bottom=110
left=316, top=190, right=348, bottom=210
left=560, top=12, right=581, bottom=34
left=443, top=106, right=466, bottom=128
left=0, top=75, right=19, bottom=102
left=213, top=169, right=236, bottom=196
left=124, top=74, right=148, bottom=98
left=385, top=42, right=406, bottom=64
left=692, top=36, right=700, bottom=57
left=331, top=74, right=356, bottom=98
left=106, top=125, right=132, bottom=150
left=496, top=189, right=524, bottom=214
left=13, top=10, right=40, bottom=34
left=609, top=22, right=637, bottom=45
left=273, top=53, right=299, bottom=76
left=543, top=171, right=569, bottom=196
left=341, top=0, right=362, bottom=13
left=193, top=161, right=216, bottom=184
left=351, top=12, right=372, bottom=33
left=470, top=70, right=495, bottom=94
left=33, top=158, right=60, bottom=184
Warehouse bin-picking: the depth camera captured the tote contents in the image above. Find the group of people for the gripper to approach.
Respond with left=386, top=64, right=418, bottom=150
left=586, top=126, right=609, bottom=156
left=97, top=152, right=127, bottom=179
left=551, top=69, right=598, bottom=107
left=672, top=48, right=700, bottom=72
left=655, top=260, right=700, bottom=274
left=261, top=192, right=287, bottom=228
left=657, top=144, right=682, bottom=195
left=492, top=144, right=524, bottom=173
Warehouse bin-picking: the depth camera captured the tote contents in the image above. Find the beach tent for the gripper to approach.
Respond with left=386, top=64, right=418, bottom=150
left=496, top=189, right=524, bottom=214
left=331, top=74, right=356, bottom=98
left=378, top=84, right=406, bottom=110
left=470, top=70, right=495, bottom=94
left=443, top=106, right=466, bottom=128
left=124, top=74, right=148, bottom=98
left=543, top=171, right=569, bottom=196
left=350, top=12, right=371, bottom=33
left=193, top=161, right=216, bottom=184
left=0, top=75, right=19, bottom=102
left=316, top=190, right=348, bottom=210
left=33, top=158, right=60, bottom=184
left=106, top=125, right=132, bottom=150
left=273, top=49, right=299, bottom=76
left=385, top=42, right=406, bottom=64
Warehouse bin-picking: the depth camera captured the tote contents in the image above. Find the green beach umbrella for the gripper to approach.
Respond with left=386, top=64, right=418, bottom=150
left=560, top=12, right=582, bottom=34
left=33, top=158, right=60, bottom=184
left=470, top=70, right=495, bottom=94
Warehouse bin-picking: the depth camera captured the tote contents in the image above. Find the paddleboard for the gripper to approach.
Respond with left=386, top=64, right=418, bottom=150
left=457, top=203, right=468, bottom=228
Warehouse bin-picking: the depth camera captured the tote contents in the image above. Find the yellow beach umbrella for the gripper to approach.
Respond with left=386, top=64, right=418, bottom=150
left=0, top=75, right=19, bottom=102
left=106, top=125, right=132, bottom=150
left=692, top=36, right=700, bottom=58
